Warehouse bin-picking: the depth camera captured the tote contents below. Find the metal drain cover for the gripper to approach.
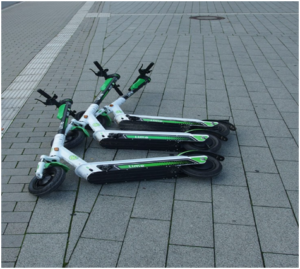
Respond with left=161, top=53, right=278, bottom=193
left=190, top=16, right=225, bottom=20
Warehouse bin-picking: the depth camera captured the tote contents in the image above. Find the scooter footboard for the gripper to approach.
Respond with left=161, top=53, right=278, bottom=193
left=87, top=166, right=180, bottom=184
left=119, top=119, right=189, bottom=132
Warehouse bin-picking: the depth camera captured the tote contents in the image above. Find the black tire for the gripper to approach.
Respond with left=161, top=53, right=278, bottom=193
left=51, top=128, right=86, bottom=149
left=214, top=122, right=230, bottom=136
left=28, top=166, right=66, bottom=196
left=190, top=122, right=230, bottom=136
left=64, top=129, right=86, bottom=149
left=182, top=135, right=221, bottom=152
left=181, top=155, right=222, bottom=178
left=75, top=111, right=109, bottom=130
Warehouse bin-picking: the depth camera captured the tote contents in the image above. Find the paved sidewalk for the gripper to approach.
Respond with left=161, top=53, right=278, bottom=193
left=2, top=1, right=298, bottom=267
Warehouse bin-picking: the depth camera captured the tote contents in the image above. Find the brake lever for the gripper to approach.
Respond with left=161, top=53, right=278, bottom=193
left=35, top=98, right=48, bottom=106
left=89, top=68, right=109, bottom=77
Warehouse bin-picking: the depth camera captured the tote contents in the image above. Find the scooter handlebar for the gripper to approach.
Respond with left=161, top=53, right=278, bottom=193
left=93, top=61, right=104, bottom=72
left=145, top=62, right=154, bottom=72
left=37, top=89, right=52, bottom=99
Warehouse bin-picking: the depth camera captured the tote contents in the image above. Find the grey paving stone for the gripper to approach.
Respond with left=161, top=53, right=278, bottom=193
left=281, top=112, right=298, bottom=129
left=2, top=235, right=23, bottom=248
left=27, top=191, right=75, bottom=233
left=14, top=201, right=36, bottom=212
left=134, top=105, right=159, bottom=116
left=1, top=248, right=20, bottom=262
left=65, top=212, right=89, bottom=262
left=214, top=224, right=263, bottom=267
left=247, top=172, right=290, bottom=207
left=82, top=195, right=133, bottom=241
left=268, top=86, right=294, bottom=99
left=74, top=179, right=101, bottom=213
left=114, top=148, right=148, bottom=160
left=139, top=93, right=163, bottom=106
left=232, top=109, right=260, bottom=126
left=276, top=161, right=298, bottom=190
left=1, top=184, right=24, bottom=193
left=213, top=185, right=254, bottom=225
left=1, top=262, right=15, bottom=267
left=175, top=176, right=211, bottom=202
left=2, top=168, right=30, bottom=177
left=184, top=94, right=207, bottom=108
left=118, top=218, right=169, bottom=267
left=290, top=128, right=298, bottom=145
left=58, top=169, right=79, bottom=191
left=16, top=233, right=68, bottom=267
left=170, top=200, right=213, bottom=247
left=254, top=207, right=298, bottom=254
left=2, top=212, right=31, bottom=223
left=5, top=223, right=28, bottom=235
left=132, top=181, right=174, bottom=220
left=8, top=175, right=32, bottom=184
left=212, top=157, right=247, bottom=187
left=229, top=96, right=254, bottom=110
left=185, top=84, right=206, bottom=95
left=267, top=137, right=298, bottom=161
left=68, top=238, right=121, bottom=267
left=236, top=125, right=268, bottom=147
left=240, top=146, right=277, bottom=173
left=2, top=223, right=8, bottom=234
left=263, top=253, right=298, bottom=268
left=226, top=85, right=249, bottom=97
left=206, top=89, right=228, bottom=103
left=101, top=181, right=139, bottom=198
left=287, top=190, right=298, bottom=222
left=182, top=106, right=207, bottom=119
left=260, top=118, right=292, bottom=137
left=206, top=79, right=226, bottom=90
left=249, top=91, right=274, bottom=104
left=167, top=245, right=214, bottom=268
left=273, top=98, right=298, bottom=113
left=207, top=101, right=231, bottom=117
left=254, top=103, right=282, bottom=119
left=2, top=202, right=16, bottom=212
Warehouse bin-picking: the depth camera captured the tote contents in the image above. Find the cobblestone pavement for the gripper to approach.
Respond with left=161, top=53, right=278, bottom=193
left=2, top=1, right=298, bottom=267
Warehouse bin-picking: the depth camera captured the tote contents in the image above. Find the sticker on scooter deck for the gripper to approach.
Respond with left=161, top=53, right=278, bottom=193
left=117, top=160, right=191, bottom=169
left=125, top=135, right=191, bottom=141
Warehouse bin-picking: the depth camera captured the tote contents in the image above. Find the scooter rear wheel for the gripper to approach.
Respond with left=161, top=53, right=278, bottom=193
left=214, top=122, right=230, bottom=136
left=75, top=111, right=108, bottom=130
left=180, top=154, right=222, bottom=178
left=183, top=135, right=221, bottom=152
left=28, top=166, right=66, bottom=196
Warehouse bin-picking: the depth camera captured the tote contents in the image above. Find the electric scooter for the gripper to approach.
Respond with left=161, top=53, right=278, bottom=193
left=36, top=65, right=222, bottom=152
left=29, top=96, right=224, bottom=196
left=76, top=62, right=236, bottom=137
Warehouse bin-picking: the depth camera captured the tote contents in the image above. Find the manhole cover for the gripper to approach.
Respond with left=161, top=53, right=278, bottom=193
left=190, top=16, right=225, bottom=20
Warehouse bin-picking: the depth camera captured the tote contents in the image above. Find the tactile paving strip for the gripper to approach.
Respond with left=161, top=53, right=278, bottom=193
left=1, top=1, right=94, bottom=135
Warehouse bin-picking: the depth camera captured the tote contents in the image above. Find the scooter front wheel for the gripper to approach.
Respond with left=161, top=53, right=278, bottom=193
left=64, top=129, right=85, bottom=149
left=28, top=166, right=66, bottom=196
left=75, top=111, right=108, bottom=130
left=183, top=135, right=221, bottom=152
left=50, top=129, right=85, bottom=149
left=181, top=155, right=222, bottom=178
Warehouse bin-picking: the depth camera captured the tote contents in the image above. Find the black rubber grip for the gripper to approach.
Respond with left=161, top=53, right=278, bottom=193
left=113, top=85, right=123, bottom=96
left=37, top=89, right=52, bottom=99
left=93, top=61, right=104, bottom=72
left=145, top=62, right=154, bottom=71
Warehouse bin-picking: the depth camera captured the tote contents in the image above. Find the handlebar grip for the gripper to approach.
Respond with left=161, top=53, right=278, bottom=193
left=93, top=61, right=104, bottom=72
left=113, top=85, right=123, bottom=96
left=37, top=89, right=52, bottom=99
left=145, top=62, right=154, bottom=71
